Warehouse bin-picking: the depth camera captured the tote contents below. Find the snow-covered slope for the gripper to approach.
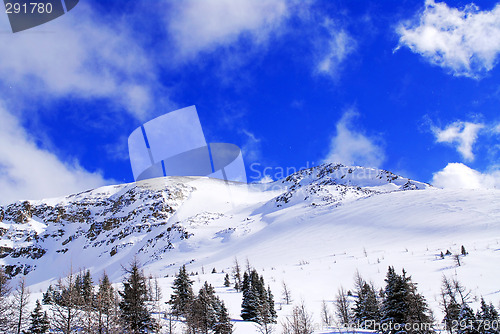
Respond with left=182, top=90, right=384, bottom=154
left=1, top=163, right=499, bottom=332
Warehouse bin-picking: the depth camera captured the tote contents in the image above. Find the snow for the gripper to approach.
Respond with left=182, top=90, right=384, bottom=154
left=0, top=164, right=498, bottom=333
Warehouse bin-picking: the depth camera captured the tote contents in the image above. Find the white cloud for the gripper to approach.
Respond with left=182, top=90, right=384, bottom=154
left=431, top=121, right=484, bottom=161
left=167, top=0, right=289, bottom=58
left=0, top=104, right=111, bottom=204
left=397, top=0, right=500, bottom=78
left=257, top=175, right=274, bottom=184
left=432, top=162, right=500, bottom=189
left=241, top=129, right=262, bottom=163
left=316, top=21, right=356, bottom=78
left=0, top=3, right=158, bottom=118
left=323, top=109, right=385, bottom=168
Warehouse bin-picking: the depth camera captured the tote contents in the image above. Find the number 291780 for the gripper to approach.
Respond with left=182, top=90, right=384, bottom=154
left=5, top=2, right=53, bottom=14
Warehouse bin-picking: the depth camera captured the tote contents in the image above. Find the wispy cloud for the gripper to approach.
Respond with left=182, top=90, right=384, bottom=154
left=0, top=103, right=111, bottom=204
left=432, top=163, right=500, bottom=189
left=431, top=121, right=484, bottom=161
left=166, top=0, right=289, bottom=59
left=240, top=129, right=262, bottom=163
left=397, top=0, right=500, bottom=79
left=0, top=2, right=160, bottom=118
left=322, top=109, right=385, bottom=168
left=315, top=19, right=356, bottom=79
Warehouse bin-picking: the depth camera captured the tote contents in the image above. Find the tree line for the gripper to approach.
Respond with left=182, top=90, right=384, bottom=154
left=327, top=266, right=499, bottom=334
left=168, top=259, right=277, bottom=334
left=0, top=259, right=162, bottom=333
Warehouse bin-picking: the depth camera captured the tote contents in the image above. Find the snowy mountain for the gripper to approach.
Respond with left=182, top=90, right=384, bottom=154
left=1, top=163, right=499, bottom=332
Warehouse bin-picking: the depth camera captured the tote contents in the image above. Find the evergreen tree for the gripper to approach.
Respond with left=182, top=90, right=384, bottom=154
left=241, top=269, right=276, bottom=325
left=353, top=279, right=380, bottom=329
left=42, top=284, right=54, bottom=305
left=96, top=272, right=120, bottom=334
left=405, top=278, right=434, bottom=333
left=82, top=270, right=94, bottom=305
left=214, top=299, right=233, bottom=334
left=461, top=246, right=467, bottom=256
left=266, top=286, right=277, bottom=322
left=380, top=267, right=434, bottom=334
left=169, top=265, right=194, bottom=317
left=477, top=298, right=499, bottom=334
left=458, top=303, right=479, bottom=334
left=241, top=270, right=261, bottom=322
left=380, top=267, right=410, bottom=334
left=188, top=282, right=218, bottom=334
left=224, top=274, right=231, bottom=288
left=25, top=300, right=49, bottom=334
left=119, top=259, right=155, bottom=333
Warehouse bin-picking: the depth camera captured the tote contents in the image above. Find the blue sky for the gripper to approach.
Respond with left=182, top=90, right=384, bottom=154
left=1, top=0, right=500, bottom=203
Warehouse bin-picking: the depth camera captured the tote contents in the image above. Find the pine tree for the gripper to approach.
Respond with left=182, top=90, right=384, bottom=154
left=477, top=298, right=499, bottom=334
left=353, top=280, right=380, bottom=329
left=241, top=269, right=276, bottom=325
left=405, top=277, right=434, bottom=333
left=42, top=285, right=55, bottom=305
left=380, top=267, right=410, bottom=334
left=188, top=282, right=218, bottom=334
left=241, top=270, right=261, bottom=322
left=461, top=245, right=467, bottom=256
left=82, top=270, right=94, bottom=305
left=96, top=272, right=120, bottom=334
left=224, top=274, right=231, bottom=288
left=266, top=286, right=277, bottom=322
left=458, top=303, right=479, bottom=334
left=25, top=300, right=49, bottom=334
left=214, top=299, right=233, bottom=334
left=119, top=259, right=155, bottom=332
left=169, top=265, right=194, bottom=317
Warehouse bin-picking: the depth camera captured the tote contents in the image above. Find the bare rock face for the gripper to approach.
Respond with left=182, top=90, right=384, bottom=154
left=0, top=179, right=194, bottom=277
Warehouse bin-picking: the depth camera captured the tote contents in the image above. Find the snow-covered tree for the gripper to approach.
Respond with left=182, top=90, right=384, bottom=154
left=457, top=303, right=479, bottom=334
left=241, top=268, right=276, bottom=330
left=25, top=300, right=49, bottom=334
left=352, top=279, right=380, bottom=329
left=477, top=298, right=499, bottom=334
left=187, top=281, right=233, bottom=334
left=169, top=265, right=194, bottom=317
left=13, top=277, right=30, bottom=334
left=119, top=259, right=155, bottom=332
left=96, top=271, right=120, bottom=334
left=380, top=267, right=410, bottom=334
